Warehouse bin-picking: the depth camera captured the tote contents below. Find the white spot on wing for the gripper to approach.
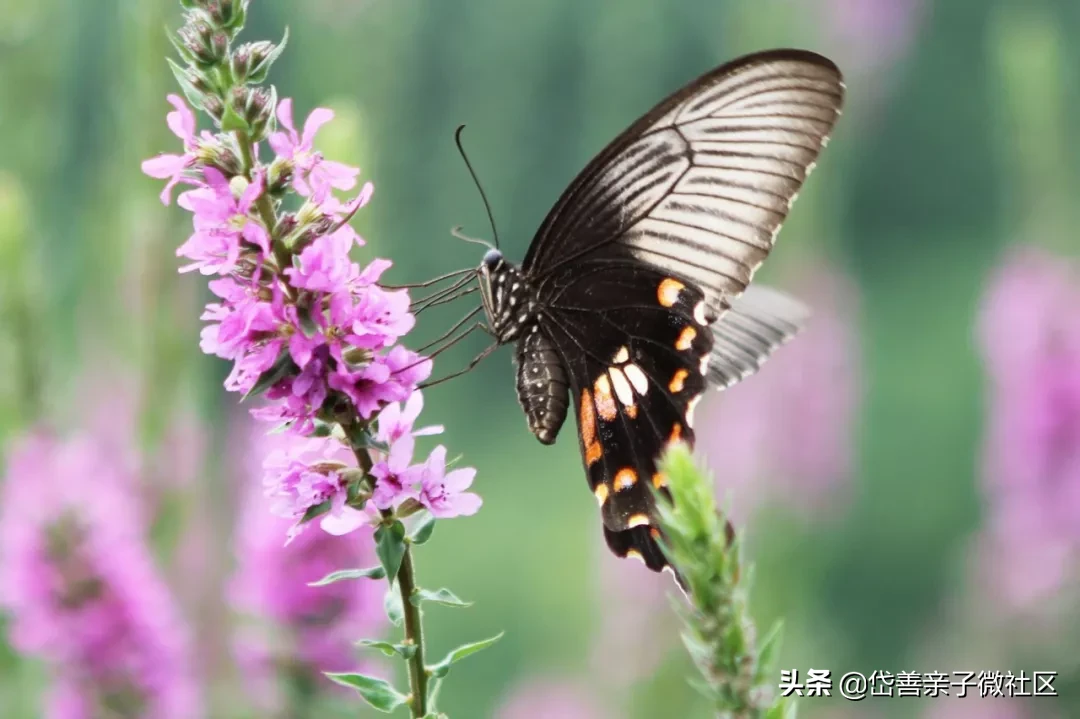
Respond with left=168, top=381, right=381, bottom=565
left=612, top=345, right=630, bottom=364
left=608, top=368, right=634, bottom=407
left=623, top=364, right=648, bottom=395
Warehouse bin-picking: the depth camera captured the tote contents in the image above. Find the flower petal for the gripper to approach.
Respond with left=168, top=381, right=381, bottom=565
left=301, top=107, right=335, bottom=148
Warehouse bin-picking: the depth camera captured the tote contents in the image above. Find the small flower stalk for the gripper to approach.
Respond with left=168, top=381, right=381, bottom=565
left=144, top=2, right=499, bottom=716
left=653, top=443, right=791, bottom=719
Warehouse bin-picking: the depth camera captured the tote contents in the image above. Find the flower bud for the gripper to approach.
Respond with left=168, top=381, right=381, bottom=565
left=229, top=86, right=274, bottom=141
left=195, top=138, right=242, bottom=177
left=275, top=212, right=298, bottom=239
left=231, top=40, right=275, bottom=84
left=267, top=156, right=294, bottom=195
left=202, top=0, right=246, bottom=32
left=178, top=17, right=225, bottom=68
left=202, top=95, right=225, bottom=121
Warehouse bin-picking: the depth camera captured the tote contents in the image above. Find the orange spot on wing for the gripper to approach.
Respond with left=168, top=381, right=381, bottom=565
left=614, top=468, right=637, bottom=491
left=625, top=403, right=638, bottom=419
left=658, top=278, right=685, bottom=308
left=652, top=472, right=668, bottom=489
left=669, top=423, right=683, bottom=443
left=650, top=527, right=661, bottom=541
left=669, top=369, right=689, bottom=393
left=594, top=483, right=609, bottom=505
left=627, top=513, right=650, bottom=528
left=675, top=326, right=697, bottom=351
left=580, top=389, right=603, bottom=468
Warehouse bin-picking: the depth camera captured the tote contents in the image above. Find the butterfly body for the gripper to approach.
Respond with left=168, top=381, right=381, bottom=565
left=469, top=49, right=844, bottom=576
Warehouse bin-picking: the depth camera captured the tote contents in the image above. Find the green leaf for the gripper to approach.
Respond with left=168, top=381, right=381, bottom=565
left=374, top=521, right=407, bottom=584
left=410, top=588, right=471, bottom=609
left=324, top=672, right=408, bottom=713
left=427, top=632, right=504, bottom=679
left=308, top=566, right=385, bottom=587
left=357, top=638, right=417, bottom=660
left=248, top=27, right=290, bottom=84
left=764, top=697, right=798, bottom=719
left=409, top=513, right=436, bottom=545
left=166, top=58, right=207, bottom=109
left=754, top=620, right=785, bottom=685
left=220, top=100, right=250, bottom=133
left=383, top=585, right=404, bottom=626
left=345, top=422, right=390, bottom=453
left=241, top=349, right=295, bottom=401
left=298, top=499, right=331, bottom=525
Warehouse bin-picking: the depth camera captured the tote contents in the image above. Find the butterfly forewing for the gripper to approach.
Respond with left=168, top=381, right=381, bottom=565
left=524, top=49, right=844, bottom=320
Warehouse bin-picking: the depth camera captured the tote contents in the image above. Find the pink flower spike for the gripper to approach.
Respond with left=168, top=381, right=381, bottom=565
left=416, top=445, right=481, bottom=519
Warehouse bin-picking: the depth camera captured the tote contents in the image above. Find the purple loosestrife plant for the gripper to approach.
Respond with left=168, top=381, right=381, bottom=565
left=143, top=2, right=497, bottom=715
left=0, top=434, right=200, bottom=718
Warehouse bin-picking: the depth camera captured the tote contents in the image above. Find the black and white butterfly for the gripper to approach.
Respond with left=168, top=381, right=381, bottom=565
left=428, top=49, right=844, bottom=578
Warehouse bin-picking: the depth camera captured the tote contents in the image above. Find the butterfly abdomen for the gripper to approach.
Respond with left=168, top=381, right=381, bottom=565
left=514, top=328, right=570, bottom=445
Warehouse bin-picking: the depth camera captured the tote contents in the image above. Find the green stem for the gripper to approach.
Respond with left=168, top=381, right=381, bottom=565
left=349, top=436, right=429, bottom=717
left=235, top=130, right=284, bottom=245
left=396, top=546, right=429, bottom=716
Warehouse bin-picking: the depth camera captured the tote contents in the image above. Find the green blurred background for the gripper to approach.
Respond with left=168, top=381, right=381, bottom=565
left=1, top=0, right=1079, bottom=716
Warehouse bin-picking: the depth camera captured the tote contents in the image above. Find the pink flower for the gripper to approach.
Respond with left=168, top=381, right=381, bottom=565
left=415, top=445, right=481, bottom=519
left=376, top=391, right=443, bottom=445
left=141, top=95, right=205, bottom=204
left=370, top=436, right=420, bottom=510
left=176, top=167, right=270, bottom=275
left=284, top=228, right=363, bottom=294
left=269, top=98, right=359, bottom=202
left=330, top=345, right=432, bottom=419
left=698, top=265, right=861, bottom=523
left=973, top=247, right=1080, bottom=611
left=348, top=285, right=416, bottom=349
left=0, top=433, right=200, bottom=718
left=493, top=679, right=611, bottom=719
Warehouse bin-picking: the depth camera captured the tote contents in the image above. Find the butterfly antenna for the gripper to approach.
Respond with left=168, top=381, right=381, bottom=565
left=454, top=124, right=501, bottom=250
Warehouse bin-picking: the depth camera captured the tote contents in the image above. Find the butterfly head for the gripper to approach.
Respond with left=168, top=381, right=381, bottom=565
left=478, top=250, right=537, bottom=343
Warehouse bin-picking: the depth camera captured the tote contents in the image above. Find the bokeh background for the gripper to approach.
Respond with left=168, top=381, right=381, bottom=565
left=1, top=0, right=1079, bottom=716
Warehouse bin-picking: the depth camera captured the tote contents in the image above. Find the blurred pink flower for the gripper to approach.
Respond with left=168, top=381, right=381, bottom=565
left=589, top=548, right=676, bottom=689
left=812, top=0, right=928, bottom=75
left=698, top=265, right=861, bottom=524
left=975, top=247, right=1080, bottom=610
left=493, top=678, right=611, bottom=719
left=230, top=421, right=387, bottom=708
left=375, top=391, right=443, bottom=445
left=923, top=695, right=1037, bottom=719
left=0, top=433, right=200, bottom=718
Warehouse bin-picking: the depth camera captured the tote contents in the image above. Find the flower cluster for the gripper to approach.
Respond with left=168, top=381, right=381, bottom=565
left=0, top=433, right=200, bottom=718
left=975, top=247, right=1080, bottom=610
left=141, top=2, right=479, bottom=540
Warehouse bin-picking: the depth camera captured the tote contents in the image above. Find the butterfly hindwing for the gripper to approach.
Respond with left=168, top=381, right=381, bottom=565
left=536, top=260, right=712, bottom=571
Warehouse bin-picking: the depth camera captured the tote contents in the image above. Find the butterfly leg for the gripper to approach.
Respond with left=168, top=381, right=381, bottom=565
left=418, top=343, right=498, bottom=390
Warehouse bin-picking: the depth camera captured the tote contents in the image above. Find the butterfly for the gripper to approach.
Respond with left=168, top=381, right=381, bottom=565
left=438, top=49, right=844, bottom=578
